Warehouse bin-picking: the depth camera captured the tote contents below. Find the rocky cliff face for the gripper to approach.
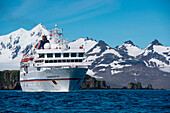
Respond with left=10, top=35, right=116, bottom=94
left=0, top=70, right=21, bottom=90
left=127, top=82, right=154, bottom=89
left=80, top=75, right=109, bottom=89
left=128, top=82, right=142, bottom=89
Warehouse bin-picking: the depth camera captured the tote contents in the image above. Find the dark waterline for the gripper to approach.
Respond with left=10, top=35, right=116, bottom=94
left=0, top=90, right=170, bottom=112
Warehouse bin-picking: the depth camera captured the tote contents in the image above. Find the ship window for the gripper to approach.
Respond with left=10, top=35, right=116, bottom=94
left=39, top=54, right=44, bottom=58
left=67, top=60, right=70, bottom=62
left=79, top=59, right=83, bottom=62
left=37, top=67, right=41, bottom=71
left=49, top=60, right=53, bottom=63
left=55, top=53, right=61, bottom=57
left=35, top=60, right=43, bottom=63
left=58, top=60, right=61, bottom=63
left=71, top=59, right=74, bottom=62
left=64, top=53, right=69, bottom=57
left=75, top=59, right=78, bottom=62
left=71, top=53, right=76, bottom=57
left=62, top=60, right=66, bottom=62
left=79, top=53, right=84, bottom=57
left=54, top=60, right=57, bottom=63
left=47, top=53, right=53, bottom=58
left=45, top=60, right=48, bottom=63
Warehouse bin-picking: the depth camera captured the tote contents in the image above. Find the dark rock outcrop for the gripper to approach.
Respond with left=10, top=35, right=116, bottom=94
left=0, top=70, right=21, bottom=90
left=128, top=82, right=142, bottom=89
left=147, top=83, right=153, bottom=89
left=127, top=82, right=154, bottom=89
left=80, top=75, right=109, bottom=89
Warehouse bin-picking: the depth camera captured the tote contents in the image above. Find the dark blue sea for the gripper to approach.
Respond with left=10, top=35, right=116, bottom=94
left=0, top=90, right=169, bottom=112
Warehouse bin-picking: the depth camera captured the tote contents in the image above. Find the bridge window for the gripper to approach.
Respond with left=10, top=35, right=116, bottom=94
left=44, top=59, right=83, bottom=63
left=67, top=60, right=71, bottom=62
left=49, top=60, right=53, bottom=63
left=58, top=60, right=61, bottom=63
left=79, top=59, right=83, bottom=62
left=62, top=60, right=66, bottom=63
left=79, top=53, right=84, bottom=57
left=55, top=53, right=61, bottom=57
left=47, top=53, right=53, bottom=58
left=35, top=60, right=43, bottom=63
left=64, top=53, right=69, bottom=57
left=54, top=60, right=57, bottom=63
left=39, top=54, right=44, bottom=58
left=71, top=53, right=76, bottom=57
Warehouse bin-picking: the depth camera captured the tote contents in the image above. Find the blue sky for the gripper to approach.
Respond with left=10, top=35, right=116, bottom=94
left=0, top=0, right=170, bottom=48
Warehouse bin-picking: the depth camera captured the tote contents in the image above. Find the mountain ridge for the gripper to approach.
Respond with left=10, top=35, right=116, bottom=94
left=0, top=24, right=170, bottom=89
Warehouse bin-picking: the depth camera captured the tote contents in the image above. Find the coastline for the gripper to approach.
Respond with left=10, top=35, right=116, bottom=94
left=0, top=70, right=166, bottom=90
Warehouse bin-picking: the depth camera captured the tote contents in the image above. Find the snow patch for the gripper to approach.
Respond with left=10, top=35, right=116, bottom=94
left=86, top=69, right=103, bottom=78
left=97, top=64, right=109, bottom=67
left=86, top=69, right=95, bottom=76
left=101, top=49, right=122, bottom=57
left=149, top=58, right=167, bottom=67
left=159, top=66, right=170, bottom=73
left=99, top=68, right=105, bottom=71
left=111, top=70, right=123, bottom=74
left=124, top=44, right=143, bottom=57
left=68, top=38, right=97, bottom=52
left=88, top=46, right=101, bottom=54
left=110, top=61, right=131, bottom=69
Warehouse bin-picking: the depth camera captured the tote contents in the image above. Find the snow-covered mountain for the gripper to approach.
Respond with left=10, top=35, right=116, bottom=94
left=115, top=40, right=144, bottom=57
left=0, top=24, right=50, bottom=70
left=85, top=39, right=170, bottom=88
left=0, top=24, right=170, bottom=88
left=138, top=39, right=170, bottom=68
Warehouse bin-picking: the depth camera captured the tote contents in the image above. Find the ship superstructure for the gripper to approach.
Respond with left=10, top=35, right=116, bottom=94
left=20, top=25, right=90, bottom=92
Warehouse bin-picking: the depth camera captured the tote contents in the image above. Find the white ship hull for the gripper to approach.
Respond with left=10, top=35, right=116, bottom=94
left=20, top=68, right=88, bottom=92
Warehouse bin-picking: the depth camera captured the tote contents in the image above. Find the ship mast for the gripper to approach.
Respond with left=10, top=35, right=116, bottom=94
left=50, top=25, right=68, bottom=49
left=51, top=25, right=63, bottom=41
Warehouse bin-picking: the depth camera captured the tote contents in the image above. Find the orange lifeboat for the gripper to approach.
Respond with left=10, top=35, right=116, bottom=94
left=20, top=57, right=29, bottom=63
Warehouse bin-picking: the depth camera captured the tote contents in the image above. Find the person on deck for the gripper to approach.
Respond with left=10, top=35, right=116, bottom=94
left=36, top=35, right=49, bottom=49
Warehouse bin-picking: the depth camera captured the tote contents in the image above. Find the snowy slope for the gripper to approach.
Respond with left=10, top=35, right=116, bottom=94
left=68, top=38, right=97, bottom=52
left=86, top=40, right=124, bottom=77
left=85, top=39, right=170, bottom=89
left=115, top=40, right=144, bottom=57
left=139, top=39, right=170, bottom=71
left=0, top=24, right=50, bottom=70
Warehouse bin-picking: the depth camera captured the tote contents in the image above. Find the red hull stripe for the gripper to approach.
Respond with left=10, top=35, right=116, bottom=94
left=20, top=78, right=81, bottom=82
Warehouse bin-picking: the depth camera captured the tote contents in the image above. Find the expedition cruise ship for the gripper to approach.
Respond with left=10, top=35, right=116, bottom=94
left=20, top=25, right=90, bottom=92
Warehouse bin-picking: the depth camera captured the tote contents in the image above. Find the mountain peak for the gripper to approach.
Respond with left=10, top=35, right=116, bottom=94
left=97, top=40, right=111, bottom=49
left=15, top=28, right=27, bottom=32
left=31, top=23, right=48, bottom=31
left=151, top=39, right=163, bottom=46
left=124, top=40, right=135, bottom=46
left=145, top=39, right=163, bottom=50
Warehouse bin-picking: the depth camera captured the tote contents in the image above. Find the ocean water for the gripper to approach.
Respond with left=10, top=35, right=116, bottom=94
left=0, top=90, right=169, bottom=112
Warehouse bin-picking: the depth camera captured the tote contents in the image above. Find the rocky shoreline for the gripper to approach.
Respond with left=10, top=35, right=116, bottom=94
left=0, top=70, right=165, bottom=90
left=0, top=70, right=109, bottom=90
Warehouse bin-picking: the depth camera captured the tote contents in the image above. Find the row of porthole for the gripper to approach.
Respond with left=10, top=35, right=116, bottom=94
left=45, top=59, right=83, bottom=63
left=39, top=53, right=84, bottom=58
